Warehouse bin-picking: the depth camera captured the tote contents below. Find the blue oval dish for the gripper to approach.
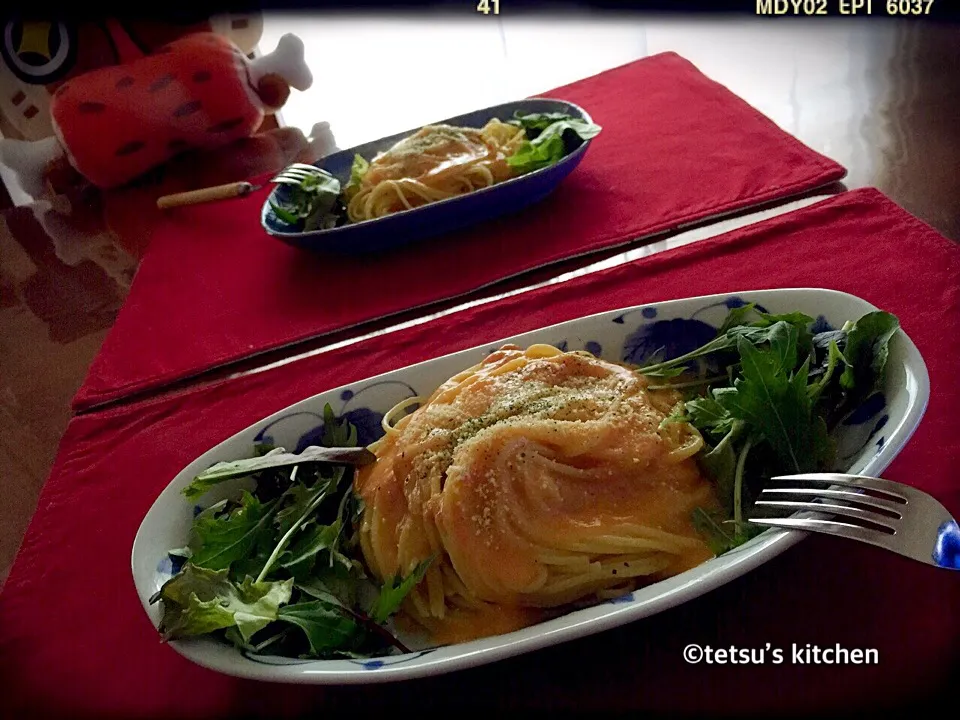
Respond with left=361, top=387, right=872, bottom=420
left=261, top=98, right=596, bottom=254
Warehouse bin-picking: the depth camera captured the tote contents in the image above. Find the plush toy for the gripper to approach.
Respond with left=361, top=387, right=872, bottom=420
left=0, top=30, right=318, bottom=197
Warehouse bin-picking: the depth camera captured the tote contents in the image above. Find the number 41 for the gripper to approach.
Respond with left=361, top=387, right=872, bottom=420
left=477, top=0, right=500, bottom=14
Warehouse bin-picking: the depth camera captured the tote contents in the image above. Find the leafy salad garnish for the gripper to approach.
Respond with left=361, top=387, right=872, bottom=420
left=269, top=167, right=344, bottom=232
left=151, top=404, right=432, bottom=659
left=641, top=306, right=900, bottom=554
left=268, top=111, right=600, bottom=230
left=506, top=111, right=602, bottom=173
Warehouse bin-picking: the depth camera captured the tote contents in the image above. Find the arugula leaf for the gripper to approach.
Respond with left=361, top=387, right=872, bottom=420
left=277, top=600, right=361, bottom=655
left=151, top=564, right=293, bottom=643
left=753, top=311, right=814, bottom=361
left=297, top=558, right=363, bottom=610
left=293, top=488, right=367, bottom=581
left=650, top=308, right=898, bottom=557
left=638, top=366, right=688, bottom=380
left=183, top=446, right=280, bottom=501
left=182, top=445, right=373, bottom=500
left=692, top=506, right=764, bottom=555
left=256, top=469, right=343, bottom=583
left=188, top=491, right=279, bottom=571
left=691, top=507, right=741, bottom=555
left=156, top=408, right=390, bottom=659
left=697, top=420, right=746, bottom=514
left=809, top=339, right=847, bottom=403
left=813, top=414, right=834, bottom=467
left=229, top=538, right=274, bottom=584
left=321, top=403, right=359, bottom=448
left=715, top=338, right=817, bottom=475
left=763, top=321, right=800, bottom=374
left=683, top=397, right=737, bottom=439
left=371, top=557, right=434, bottom=624
left=275, top=476, right=337, bottom=536
left=717, top=303, right=758, bottom=333
left=279, top=521, right=341, bottom=579
left=839, top=311, right=900, bottom=395
left=754, top=311, right=815, bottom=326
left=639, top=321, right=797, bottom=376
left=296, top=578, right=348, bottom=607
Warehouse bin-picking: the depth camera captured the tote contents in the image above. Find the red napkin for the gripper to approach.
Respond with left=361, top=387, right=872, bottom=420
left=5, top=189, right=956, bottom=718
left=72, top=52, right=845, bottom=411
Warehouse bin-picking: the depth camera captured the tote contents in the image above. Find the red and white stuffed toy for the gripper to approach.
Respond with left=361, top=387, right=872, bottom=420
left=0, top=30, right=331, bottom=197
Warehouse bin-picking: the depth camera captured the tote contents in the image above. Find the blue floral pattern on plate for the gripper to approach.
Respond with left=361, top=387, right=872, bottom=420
left=622, top=318, right=717, bottom=367
left=348, top=648, right=439, bottom=670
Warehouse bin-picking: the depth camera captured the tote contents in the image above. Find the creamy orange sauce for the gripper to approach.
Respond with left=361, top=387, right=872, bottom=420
left=363, top=125, right=500, bottom=186
left=395, top=601, right=545, bottom=647
left=355, top=346, right=720, bottom=644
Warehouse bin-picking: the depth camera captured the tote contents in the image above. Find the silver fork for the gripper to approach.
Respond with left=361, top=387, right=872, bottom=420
left=271, top=163, right=332, bottom=187
left=748, top=473, right=960, bottom=570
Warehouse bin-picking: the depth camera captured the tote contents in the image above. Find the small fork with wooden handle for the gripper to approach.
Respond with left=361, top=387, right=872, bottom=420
left=749, top=473, right=960, bottom=570
left=156, top=181, right=261, bottom=210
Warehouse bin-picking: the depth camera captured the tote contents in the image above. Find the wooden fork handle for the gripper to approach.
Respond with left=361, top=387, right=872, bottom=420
left=156, top=182, right=258, bottom=210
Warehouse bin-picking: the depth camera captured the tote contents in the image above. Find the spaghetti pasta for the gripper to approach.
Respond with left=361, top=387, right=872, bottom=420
left=355, top=344, right=721, bottom=644
left=345, top=119, right=527, bottom=223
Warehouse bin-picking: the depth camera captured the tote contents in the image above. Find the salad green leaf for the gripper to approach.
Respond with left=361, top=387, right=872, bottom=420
left=371, top=557, right=435, bottom=624
left=154, top=406, right=428, bottom=661
left=278, top=515, right=343, bottom=579
left=343, top=153, right=370, bottom=202
left=507, top=112, right=602, bottom=174
left=509, top=111, right=579, bottom=132
left=692, top=507, right=744, bottom=556
left=183, top=444, right=373, bottom=500
left=188, top=490, right=278, bottom=571
left=715, top=337, right=818, bottom=474
left=270, top=167, right=343, bottom=232
left=697, top=419, right=746, bottom=515
left=638, top=305, right=900, bottom=554
left=153, top=564, right=293, bottom=643
left=274, top=473, right=340, bottom=537
left=839, top=311, right=900, bottom=395
left=277, top=600, right=361, bottom=655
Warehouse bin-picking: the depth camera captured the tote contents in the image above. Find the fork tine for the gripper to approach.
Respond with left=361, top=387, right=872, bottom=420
left=771, top=473, right=910, bottom=502
left=759, top=487, right=905, bottom=515
left=748, top=517, right=896, bottom=546
left=286, top=163, right=323, bottom=172
left=272, top=169, right=314, bottom=181
left=271, top=175, right=304, bottom=185
left=753, top=499, right=899, bottom=530
left=274, top=166, right=319, bottom=176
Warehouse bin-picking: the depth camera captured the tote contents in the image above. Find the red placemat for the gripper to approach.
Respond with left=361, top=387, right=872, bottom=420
left=5, top=189, right=956, bottom=719
left=72, top=51, right=845, bottom=412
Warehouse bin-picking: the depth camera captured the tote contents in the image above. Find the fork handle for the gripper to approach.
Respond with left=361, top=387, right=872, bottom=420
left=933, top=520, right=960, bottom=570
left=156, top=182, right=257, bottom=210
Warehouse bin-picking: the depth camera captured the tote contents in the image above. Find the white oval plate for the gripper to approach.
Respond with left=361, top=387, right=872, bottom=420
left=132, top=288, right=929, bottom=684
